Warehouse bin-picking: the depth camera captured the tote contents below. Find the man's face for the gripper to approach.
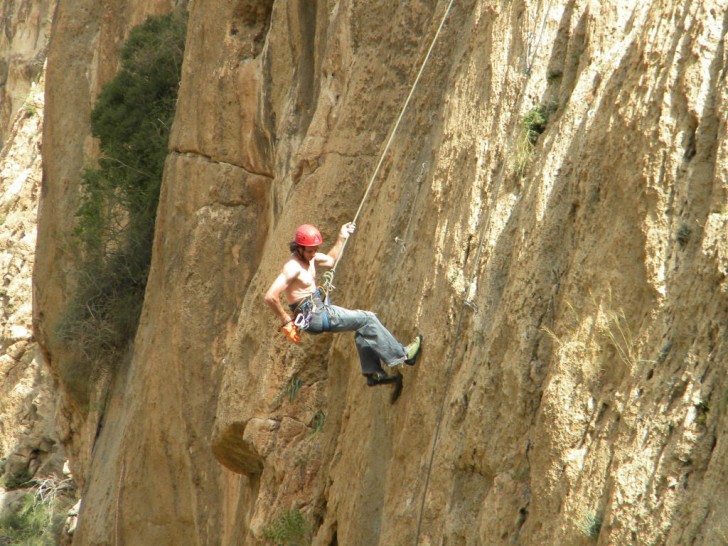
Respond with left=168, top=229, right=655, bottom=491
left=301, top=246, right=319, bottom=262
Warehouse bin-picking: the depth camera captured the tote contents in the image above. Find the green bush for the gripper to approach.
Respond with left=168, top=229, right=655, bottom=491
left=522, top=104, right=553, bottom=145
left=263, top=507, right=310, bottom=546
left=0, top=492, right=68, bottom=546
left=2, top=467, right=33, bottom=490
left=513, top=102, right=556, bottom=176
left=57, top=10, right=187, bottom=374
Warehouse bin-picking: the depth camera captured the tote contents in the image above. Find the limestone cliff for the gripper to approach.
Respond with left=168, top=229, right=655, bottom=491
left=0, top=66, right=46, bottom=474
left=0, top=1, right=77, bottom=539
left=35, top=1, right=727, bottom=545
left=0, top=0, right=54, bottom=143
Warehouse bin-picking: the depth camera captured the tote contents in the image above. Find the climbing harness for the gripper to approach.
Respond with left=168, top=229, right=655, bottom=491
left=293, top=304, right=312, bottom=329
left=291, top=287, right=331, bottom=331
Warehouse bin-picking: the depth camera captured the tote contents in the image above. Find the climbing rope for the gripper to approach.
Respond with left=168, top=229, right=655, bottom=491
left=412, top=218, right=488, bottom=544
left=525, top=0, right=554, bottom=75
left=413, top=2, right=551, bottom=541
left=315, top=0, right=546, bottom=541
left=329, top=0, right=457, bottom=276
left=308, top=0, right=458, bottom=537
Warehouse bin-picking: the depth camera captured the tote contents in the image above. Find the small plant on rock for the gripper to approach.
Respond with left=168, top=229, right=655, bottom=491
left=523, top=104, right=552, bottom=145
left=309, top=410, right=325, bottom=435
left=597, top=305, right=656, bottom=371
left=513, top=102, right=556, bottom=176
left=676, top=222, right=692, bottom=247
left=285, top=376, right=303, bottom=402
left=0, top=477, right=76, bottom=546
left=273, top=375, right=303, bottom=407
left=546, top=69, right=563, bottom=82
left=262, top=506, right=310, bottom=546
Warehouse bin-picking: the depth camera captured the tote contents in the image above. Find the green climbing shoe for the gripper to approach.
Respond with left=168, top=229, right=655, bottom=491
left=404, top=334, right=423, bottom=365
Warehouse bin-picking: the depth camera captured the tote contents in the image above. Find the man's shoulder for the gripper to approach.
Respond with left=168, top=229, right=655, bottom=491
left=282, top=256, right=304, bottom=276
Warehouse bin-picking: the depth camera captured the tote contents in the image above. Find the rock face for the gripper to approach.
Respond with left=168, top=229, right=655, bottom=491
left=0, top=0, right=54, bottom=144
left=0, top=72, right=43, bottom=469
left=0, top=69, right=43, bottom=466
left=0, top=66, right=71, bottom=527
left=35, top=0, right=728, bottom=545
left=0, top=1, right=76, bottom=539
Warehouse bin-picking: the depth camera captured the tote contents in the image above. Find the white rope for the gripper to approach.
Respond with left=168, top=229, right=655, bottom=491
left=332, top=0, right=456, bottom=271
left=317, top=2, right=458, bottom=539
left=413, top=2, right=552, bottom=539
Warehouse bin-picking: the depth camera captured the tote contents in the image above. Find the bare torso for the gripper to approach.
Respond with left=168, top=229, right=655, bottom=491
left=284, top=255, right=317, bottom=304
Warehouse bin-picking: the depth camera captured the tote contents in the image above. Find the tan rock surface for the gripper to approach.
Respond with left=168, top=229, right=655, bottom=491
left=0, top=69, right=71, bottom=528
left=0, top=0, right=55, bottom=143
left=35, top=0, right=728, bottom=545
left=0, top=73, right=46, bottom=465
left=33, top=0, right=188, bottom=487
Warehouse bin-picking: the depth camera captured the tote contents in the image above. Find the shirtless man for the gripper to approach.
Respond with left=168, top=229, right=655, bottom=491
left=264, top=223, right=422, bottom=386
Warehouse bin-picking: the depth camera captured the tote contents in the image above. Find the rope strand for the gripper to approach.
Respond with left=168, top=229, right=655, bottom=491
left=332, top=0, right=456, bottom=272
left=328, top=0, right=539, bottom=539
left=413, top=1, right=553, bottom=540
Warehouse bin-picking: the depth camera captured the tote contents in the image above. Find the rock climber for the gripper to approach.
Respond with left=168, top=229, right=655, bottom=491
left=264, top=222, right=422, bottom=387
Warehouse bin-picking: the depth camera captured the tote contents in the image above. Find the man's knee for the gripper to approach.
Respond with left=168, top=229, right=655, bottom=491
left=361, top=310, right=378, bottom=323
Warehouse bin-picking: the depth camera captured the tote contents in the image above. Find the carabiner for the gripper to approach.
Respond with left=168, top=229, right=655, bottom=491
left=294, top=312, right=310, bottom=329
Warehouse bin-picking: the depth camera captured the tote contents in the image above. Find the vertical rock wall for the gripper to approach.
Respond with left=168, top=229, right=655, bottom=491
left=0, top=3, right=74, bottom=539
left=0, top=69, right=66, bottom=502
left=34, top=0, right=186, bottom=485
left=35, top=0, right=728, bottom=545
left=0, top=0, right=54, bottom=144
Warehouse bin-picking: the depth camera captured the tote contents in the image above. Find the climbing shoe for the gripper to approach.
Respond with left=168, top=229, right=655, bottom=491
left=390, top=373, right=403, bottom=403
left=404, top=334, right=423, bottom=365
left=366, top=373, right=401, bottom=387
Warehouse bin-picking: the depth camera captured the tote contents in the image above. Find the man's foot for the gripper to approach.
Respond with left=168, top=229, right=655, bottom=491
left=390, top=373, right=403, bottom=403
left=404, top=334, right=423, bottom=365
left=366, top=373, right=400, bottom=387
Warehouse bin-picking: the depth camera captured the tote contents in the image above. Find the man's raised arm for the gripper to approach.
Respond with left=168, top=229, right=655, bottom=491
left=323, top=222, right=355, bottom=266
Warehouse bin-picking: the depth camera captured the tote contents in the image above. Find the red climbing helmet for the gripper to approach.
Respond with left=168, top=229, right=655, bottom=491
left=294, top=224, right=323, bottom=246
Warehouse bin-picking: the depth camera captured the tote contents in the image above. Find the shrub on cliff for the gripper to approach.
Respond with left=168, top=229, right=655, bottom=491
left=0, top=478, right=75, bottom=546
left=58, top=10, right=187, bottom=377
left=513, top=101, right=557, bottom=176
left=263, top=507, right=311, bottom=545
